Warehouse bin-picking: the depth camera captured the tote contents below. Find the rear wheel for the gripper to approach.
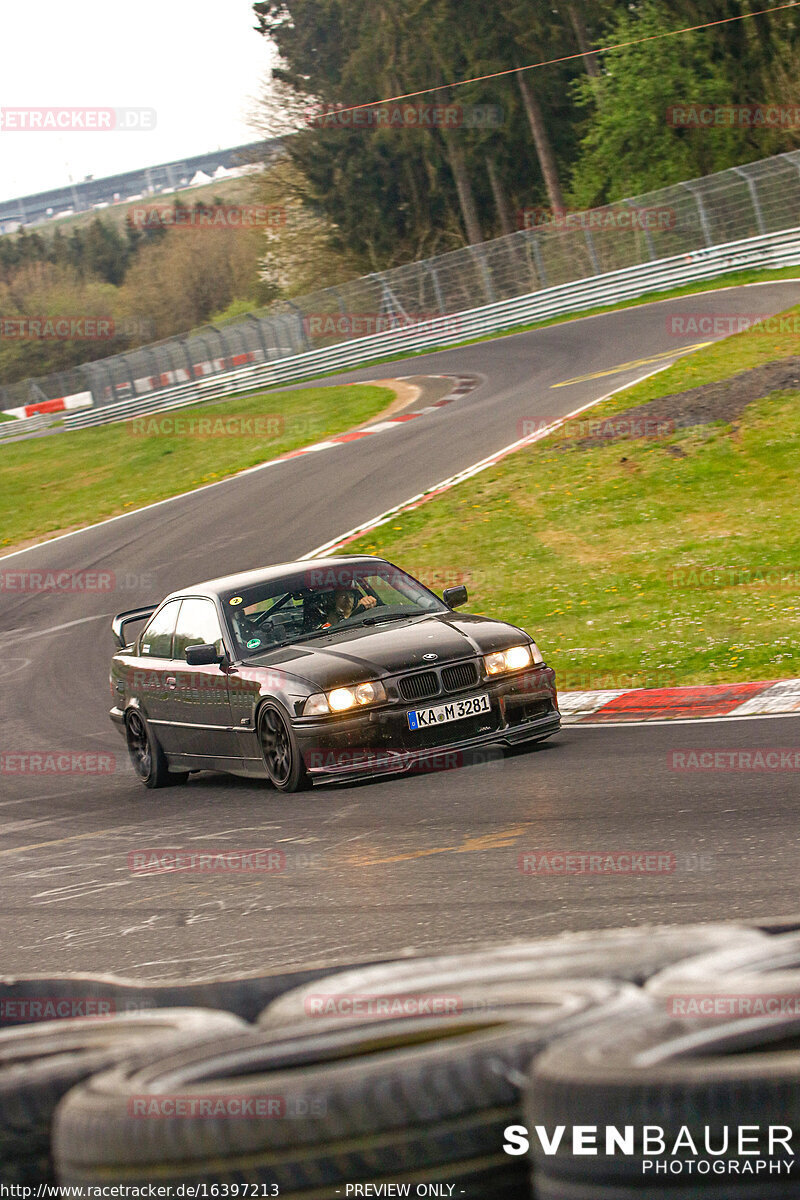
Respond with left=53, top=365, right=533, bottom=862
left=258, top=704, right=309, bottom=793
left=125, top=710, right=187, bottom=789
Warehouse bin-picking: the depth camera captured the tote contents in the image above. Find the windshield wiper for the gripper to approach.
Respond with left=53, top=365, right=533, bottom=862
left=358, top=612, right=417, bottom=626
left=247, top=629, right=327, bottom=654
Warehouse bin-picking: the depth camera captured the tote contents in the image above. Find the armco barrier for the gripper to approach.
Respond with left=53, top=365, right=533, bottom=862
left=2, top=390, right=93, bottom=419
left=0, top=412, right=57, bottom=440
left=4, top=148, right=800, bottom=435
left=54, top=226, right=800, bottom=435
left=3, top=149, right=800, bottom=424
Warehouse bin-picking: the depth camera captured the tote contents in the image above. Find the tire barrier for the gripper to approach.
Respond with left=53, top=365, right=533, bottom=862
left=0, top=921, right=794, bottom=1193
left=53, top=982, right=645, bottom=1189
left=749, top=914, right=800, bottom=935
left=525, top=977, right=800, bottom=1198
left=0, top=1008, right=245, bottom=1183
left=258, top=923, right=765, bottom=1029
left=0, top=955, right=393, bottom=1029
left=645, top=929, right=800, bottom=1002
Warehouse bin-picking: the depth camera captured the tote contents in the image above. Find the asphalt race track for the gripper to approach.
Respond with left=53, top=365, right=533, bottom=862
left=1, top=282, right=799, bottom=979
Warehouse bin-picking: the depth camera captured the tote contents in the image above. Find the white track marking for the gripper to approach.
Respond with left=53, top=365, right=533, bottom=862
left=302, top=363, right=674, bottom=558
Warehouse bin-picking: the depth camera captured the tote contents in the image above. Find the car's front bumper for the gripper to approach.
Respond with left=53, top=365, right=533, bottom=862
left=294, top=665, right=560, bottom=785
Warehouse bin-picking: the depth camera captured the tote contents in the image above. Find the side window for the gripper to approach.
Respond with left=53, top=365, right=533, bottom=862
left=173, top=598, right=225, bottom=660
left=139, top=600, right=181, bottom=659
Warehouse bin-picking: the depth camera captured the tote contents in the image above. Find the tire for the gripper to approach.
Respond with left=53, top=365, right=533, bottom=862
left=125, top=709, right=187, bottom=789
left=259, top=923, right=764, bottom=1029
left=258, top=701, right=310, bottom=793
left=0, top=957, right=395, bottom=1031
left=525, top=982, right=800, bottom=1198
left=0, top=1008, right=245, bottom=1183
left=53, top=983, right=644, bottom=1190
left=646, top=928, right=800, bottom=1001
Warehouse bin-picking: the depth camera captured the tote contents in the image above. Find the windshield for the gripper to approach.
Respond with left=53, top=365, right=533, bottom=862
left=221, top=562, right=448, bottom=658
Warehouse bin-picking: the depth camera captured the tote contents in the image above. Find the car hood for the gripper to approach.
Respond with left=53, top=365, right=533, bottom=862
left=246, top=613, right=530, bottom=691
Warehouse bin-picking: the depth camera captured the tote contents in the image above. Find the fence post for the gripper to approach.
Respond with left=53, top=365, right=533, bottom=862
left=246, top=314, right=270, bottom=361
left=528, top=229, right=548, bottom=288
left=470, top=248, right=497, bottom=305
left=583, top=230, right=600, bottom=274
left=177, top=338, right=196, bottom=382
left=681, top=181, right=714, bottom=247
left=733, top=166, right=766, bottom=236
left=114, top=356, right=138, bottom=400
left=625, top=200, right=657, bottom=260
left=330, top=286, right=348, bottom=315
left=284, top=301, right=311, bottom=352
left=426, top=262, right=447, bottom=315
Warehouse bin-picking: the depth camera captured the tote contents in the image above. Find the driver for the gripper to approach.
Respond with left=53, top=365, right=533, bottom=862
left=321, top=586, right=377, bottom=628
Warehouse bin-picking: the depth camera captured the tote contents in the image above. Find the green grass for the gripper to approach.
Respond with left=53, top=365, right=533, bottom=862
left=0, top=384, right=394, bottom=553
left=343, top=306, right=800, bottom=689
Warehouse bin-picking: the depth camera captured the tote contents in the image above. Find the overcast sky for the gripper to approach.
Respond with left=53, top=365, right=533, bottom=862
left=0, top=0, right=276, bottom=202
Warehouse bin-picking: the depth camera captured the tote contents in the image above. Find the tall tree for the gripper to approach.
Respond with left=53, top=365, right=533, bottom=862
left=567, top=0, right=791, bottom=207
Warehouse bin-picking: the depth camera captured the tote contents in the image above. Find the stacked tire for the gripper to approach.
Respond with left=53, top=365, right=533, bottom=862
left=2, top=920, right=796, bottom=1196
left=525, top=931, right=800, bottom=1197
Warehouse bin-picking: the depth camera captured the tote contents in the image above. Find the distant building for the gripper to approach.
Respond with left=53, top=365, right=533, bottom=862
left=0, top=141, right=279, bottom=231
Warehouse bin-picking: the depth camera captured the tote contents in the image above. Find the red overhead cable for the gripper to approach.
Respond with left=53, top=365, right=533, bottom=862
left=318, top=2, right=799, bottom=118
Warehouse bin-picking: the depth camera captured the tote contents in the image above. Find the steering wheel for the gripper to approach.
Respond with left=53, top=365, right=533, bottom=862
left=235, top=613, right=275, bottom=649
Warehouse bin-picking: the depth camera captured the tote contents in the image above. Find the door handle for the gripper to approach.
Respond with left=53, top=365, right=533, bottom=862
left=165, top=676, right=177, bottom=690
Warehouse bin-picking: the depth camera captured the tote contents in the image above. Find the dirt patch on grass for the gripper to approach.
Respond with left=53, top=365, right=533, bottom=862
left=565, top=356, right=800, bottom=449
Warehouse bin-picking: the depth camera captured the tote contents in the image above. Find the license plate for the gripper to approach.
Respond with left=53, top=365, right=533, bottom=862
left=407, top=693, right=491, bottom=730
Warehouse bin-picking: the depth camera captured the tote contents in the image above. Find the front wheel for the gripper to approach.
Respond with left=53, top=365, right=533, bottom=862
left=125, top=710, right=188, bottom=789
left=258, top=704, right=310, bottom=793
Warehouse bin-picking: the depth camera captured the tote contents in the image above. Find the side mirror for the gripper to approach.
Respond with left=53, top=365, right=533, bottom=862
left=443, top=585, right=468, bottom=610
left=185, top=643, right=224, bottom=667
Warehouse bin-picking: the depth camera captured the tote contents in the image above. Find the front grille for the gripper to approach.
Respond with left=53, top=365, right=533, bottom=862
left=441, top=662, right=479, bottom=693
left=398, top=671, right=441, bottom=702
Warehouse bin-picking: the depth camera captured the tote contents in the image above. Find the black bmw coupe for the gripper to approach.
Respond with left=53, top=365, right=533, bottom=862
left=110, top=556, right=560, bottom=791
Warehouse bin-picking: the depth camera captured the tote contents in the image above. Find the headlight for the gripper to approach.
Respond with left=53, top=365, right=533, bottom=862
left=304, top=681, right=387, bottom=716
left=484, top=644, right=539, bottom=675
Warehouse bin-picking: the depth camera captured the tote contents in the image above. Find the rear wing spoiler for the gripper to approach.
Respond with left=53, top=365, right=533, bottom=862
left=112, top=606, right=156, bottom=651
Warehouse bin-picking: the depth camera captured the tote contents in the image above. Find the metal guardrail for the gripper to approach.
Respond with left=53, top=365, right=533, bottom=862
left=0, top=412, right=57, bottom=441
left=3, top=149, right=800, bottom=419
left=51, top=225, right=800, bottom=434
